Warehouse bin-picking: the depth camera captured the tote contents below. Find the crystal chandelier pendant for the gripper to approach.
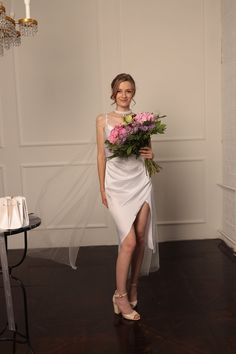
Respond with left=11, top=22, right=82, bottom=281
left=13, top=30, right=21, bottom=46
left=0, top=15, right=17, bottom=51
left=0, top=31, right=3, bottom=57
left=0, top=41, right=3, bottom=56
left=18, top=0, right=38, bottom=37
left=18, top=17, right=38, bottom=36
left=0, top=3, right=5, bottom=25
left=0, top=3, right=6, bottom=55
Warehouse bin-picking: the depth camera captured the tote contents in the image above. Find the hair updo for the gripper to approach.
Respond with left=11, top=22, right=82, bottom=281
left=110, top=73, right=136, bottom=103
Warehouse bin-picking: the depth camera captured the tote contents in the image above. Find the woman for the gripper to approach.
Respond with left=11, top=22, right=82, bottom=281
left=96, top=73, right=157, bottom=321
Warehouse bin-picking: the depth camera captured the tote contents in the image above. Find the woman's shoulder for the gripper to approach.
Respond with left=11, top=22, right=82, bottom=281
left=96, top=113, right=106, bottom=128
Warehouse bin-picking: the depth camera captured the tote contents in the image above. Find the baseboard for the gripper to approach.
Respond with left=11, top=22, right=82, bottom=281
left=218, top=230, right=236, bottom=255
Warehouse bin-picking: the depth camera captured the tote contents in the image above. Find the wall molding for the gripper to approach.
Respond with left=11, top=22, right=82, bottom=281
left=152, top=136, right=205, bottom=143
left=0, top=96, right=4, bottom=148
left=20, top=161, right=97, bottom=195
left=20, top=157, right=205, bottom=169
left=19, top=137, right=206, bottom=147
left=158, top=157, right=205, bottom=163
left=156, top=156, right=206, bottom=225
left=20, top=162, right=107, bottom=230
left=20, top=159, right=206, bottom=228
left=218, top=183, right=236, bottom=192
left=21, top=162, right=96, bottom=168
left=29, top=219, right=206, bottom=230
left=37, top=223, right=107, bottom=231
left=27, top=220, right=205, bottom=230
left=157, top=219, right=205, bottom=225
left=19, top=140, right=96, bottom=148
left=0, top=165, right=7, bottom=195
left=202, top=0, right=207, bottom=141
left=13, top=20, right=99, bottom=148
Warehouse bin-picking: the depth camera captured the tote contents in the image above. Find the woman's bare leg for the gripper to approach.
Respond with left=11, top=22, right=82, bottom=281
left=129, top=202, right=150, bottom=302
left=115, top=226, right=137, bottom=314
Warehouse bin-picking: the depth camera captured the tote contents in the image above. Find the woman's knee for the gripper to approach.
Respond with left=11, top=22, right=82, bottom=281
left=121, top=237, right=136, bottom=253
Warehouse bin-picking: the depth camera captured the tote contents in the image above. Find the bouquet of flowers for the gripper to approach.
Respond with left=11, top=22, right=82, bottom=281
left=105, top=112, right=166, bottom=177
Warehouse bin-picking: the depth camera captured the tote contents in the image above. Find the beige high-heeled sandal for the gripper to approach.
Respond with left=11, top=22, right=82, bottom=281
left=129, top=283, right=138, bottom=308
left=112, top=291, right=140, bottom=321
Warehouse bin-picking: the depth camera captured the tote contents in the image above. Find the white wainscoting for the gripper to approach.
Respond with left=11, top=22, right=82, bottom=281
left=1, top=0, right=221, bottom=249
left=218, top=184, right=236, bottom=251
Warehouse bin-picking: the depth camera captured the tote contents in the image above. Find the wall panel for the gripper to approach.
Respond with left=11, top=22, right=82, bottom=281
left=21, top=163, right=106, bottom=228
left=155, top=159, right=205, bottom=224
left=118, top=0, right=206, bottom=141
left=13, top=0, right=102, bottom=145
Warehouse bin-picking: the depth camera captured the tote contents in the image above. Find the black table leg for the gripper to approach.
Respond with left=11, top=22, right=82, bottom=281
left=0, top=233, right=34, bottom=353
left=7, top=231, right=28, bottom=273
left=0, top=234, right=15, bottom=331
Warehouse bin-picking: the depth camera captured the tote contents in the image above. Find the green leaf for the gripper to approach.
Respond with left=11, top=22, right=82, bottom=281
left=127, top=145, right=133, bottom=155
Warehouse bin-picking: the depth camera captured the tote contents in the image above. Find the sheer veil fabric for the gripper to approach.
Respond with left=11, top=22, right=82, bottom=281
left=28, top=136, right=99, bottom=269
left=29, top=120, right=159, bottom=275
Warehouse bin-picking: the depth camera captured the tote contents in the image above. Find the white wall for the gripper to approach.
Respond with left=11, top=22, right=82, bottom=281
left=0, top=0, right=222, bottom=249
left=220, top=0, right=236, bottom=250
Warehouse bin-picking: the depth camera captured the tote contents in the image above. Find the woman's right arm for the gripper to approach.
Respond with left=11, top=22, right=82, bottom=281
left=96, top=115, right=108, bottom=208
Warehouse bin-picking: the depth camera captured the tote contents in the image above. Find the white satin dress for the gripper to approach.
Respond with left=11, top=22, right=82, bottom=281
left=104, top=114, right=159, bottom=275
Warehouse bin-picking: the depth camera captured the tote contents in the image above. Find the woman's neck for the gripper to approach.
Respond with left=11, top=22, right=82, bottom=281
left=114, top=107, right=132, bottom=115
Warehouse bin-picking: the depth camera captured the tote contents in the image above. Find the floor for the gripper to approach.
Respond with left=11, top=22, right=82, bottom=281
left=1, top=239, right=236, bottom=354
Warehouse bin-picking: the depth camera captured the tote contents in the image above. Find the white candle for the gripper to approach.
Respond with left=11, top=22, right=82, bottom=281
left=24, top=0, right=30, bottom=18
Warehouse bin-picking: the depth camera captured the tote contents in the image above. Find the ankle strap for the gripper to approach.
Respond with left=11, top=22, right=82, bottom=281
left=114, top=291, right=127, bottom=298
left=130, top=283, right=137, bottom=287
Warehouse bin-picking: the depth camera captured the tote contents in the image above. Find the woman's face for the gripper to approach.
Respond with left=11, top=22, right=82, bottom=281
left=115, top=81, right=134, bottom=109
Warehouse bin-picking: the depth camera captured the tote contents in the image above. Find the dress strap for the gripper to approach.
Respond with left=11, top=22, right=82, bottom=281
left=105, top=113, right=108, bottom=126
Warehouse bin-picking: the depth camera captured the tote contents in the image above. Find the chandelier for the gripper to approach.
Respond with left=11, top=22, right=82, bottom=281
left=0, top=0, right=38, bottom=56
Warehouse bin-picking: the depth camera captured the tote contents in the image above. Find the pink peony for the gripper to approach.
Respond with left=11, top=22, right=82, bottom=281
left=133, top=112, right=155, bottom=124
